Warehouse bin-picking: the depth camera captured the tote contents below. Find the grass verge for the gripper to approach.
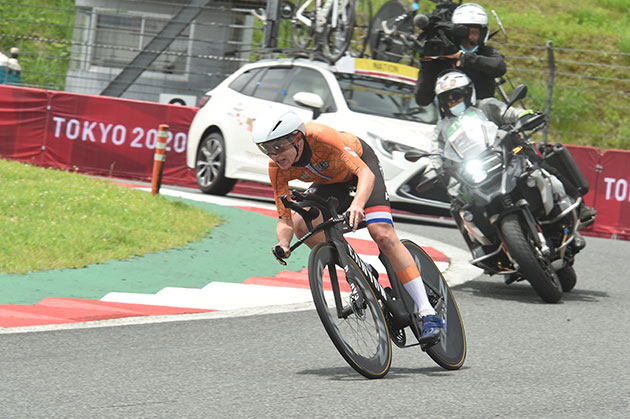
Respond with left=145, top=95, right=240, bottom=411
left=0, top=158, right=221, bottom=274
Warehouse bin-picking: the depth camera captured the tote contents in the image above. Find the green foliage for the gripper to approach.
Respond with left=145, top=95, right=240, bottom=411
left=0, top=159, right=221, bottom=274
left=457, top=1, right=628, bottom=149
left=0, top=0, right=75, bottom=90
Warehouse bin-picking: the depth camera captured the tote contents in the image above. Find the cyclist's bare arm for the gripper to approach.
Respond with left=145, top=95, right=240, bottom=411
left=347, top=166, right=375, bottom=230
left=276, top=216, right=294, bottom=257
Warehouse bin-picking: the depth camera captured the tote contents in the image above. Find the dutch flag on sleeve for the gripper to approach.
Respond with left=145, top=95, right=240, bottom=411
left=365, top=206, right=394, bottom=225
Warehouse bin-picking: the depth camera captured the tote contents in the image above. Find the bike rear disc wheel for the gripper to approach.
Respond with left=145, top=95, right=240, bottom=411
left=308, top=242, right=392, bottom=379
left=368, top=0, right=410, bottom=62
left=402, top=240, right=467, bottom=370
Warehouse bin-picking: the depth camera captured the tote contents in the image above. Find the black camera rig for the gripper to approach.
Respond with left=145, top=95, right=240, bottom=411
left=413, top=1, right=467, bottom=57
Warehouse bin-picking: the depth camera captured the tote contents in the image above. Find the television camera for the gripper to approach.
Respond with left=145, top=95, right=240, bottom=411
left=413, top=1, right=467, bottom=58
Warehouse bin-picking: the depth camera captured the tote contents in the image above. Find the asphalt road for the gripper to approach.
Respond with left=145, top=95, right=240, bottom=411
left=2, top=213, right=629, bottom=419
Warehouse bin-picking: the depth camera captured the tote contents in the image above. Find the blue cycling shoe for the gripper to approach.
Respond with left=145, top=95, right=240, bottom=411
left=419, top=314, right=446, bottom=345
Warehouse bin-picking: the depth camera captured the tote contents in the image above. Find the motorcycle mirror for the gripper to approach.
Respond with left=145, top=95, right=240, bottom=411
left=404, top=150, right=434, bottom=162
left=405, top=150, right=424, bottom=162
left=506, top=85, right=528, bottom=109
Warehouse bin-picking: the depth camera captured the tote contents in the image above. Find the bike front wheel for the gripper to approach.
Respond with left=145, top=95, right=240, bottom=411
left=308, top=242, right=392, bottom=379
left=403, top=240, right=467, bottom=370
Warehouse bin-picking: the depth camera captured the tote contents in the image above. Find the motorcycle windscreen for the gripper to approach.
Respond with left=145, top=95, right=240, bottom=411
left=442, top=108, right=498, bottom=163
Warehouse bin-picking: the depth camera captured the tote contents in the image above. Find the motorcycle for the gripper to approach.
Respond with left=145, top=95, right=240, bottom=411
left=406, top=85, right=588, bottom=303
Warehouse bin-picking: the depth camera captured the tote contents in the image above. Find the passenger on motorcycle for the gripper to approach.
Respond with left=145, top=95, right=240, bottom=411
left=414, top=3, right=506, bottom=107
left=252, top=108, right=444, bottom=344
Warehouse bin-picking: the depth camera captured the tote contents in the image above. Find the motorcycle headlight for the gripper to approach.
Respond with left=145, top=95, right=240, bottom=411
left=461, top=153, right=503, bottom=185
left=464, top=159, right=488, bottom=184
left=368, top=132, right=417, bottom=159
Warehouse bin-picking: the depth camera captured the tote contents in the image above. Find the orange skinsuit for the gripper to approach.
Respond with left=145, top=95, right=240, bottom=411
left=269, top=121, right=368, bottom=219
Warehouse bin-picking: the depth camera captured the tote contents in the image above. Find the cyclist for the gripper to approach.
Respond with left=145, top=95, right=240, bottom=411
left=414, top=3, right=506, bottom=107
left=252, top=108, right=445, bottom=345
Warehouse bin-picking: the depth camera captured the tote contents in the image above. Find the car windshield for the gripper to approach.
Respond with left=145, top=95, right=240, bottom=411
left=335, top=73, right=438, bottom=124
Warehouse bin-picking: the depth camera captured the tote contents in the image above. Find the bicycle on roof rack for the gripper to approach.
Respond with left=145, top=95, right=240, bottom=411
left=368, top=0, right=461, bottom=65
left=291, top=0, right=355, bottom=61
left=273, top=190, right=466, bottom=379
left=251, top=0, right=372, bottom=62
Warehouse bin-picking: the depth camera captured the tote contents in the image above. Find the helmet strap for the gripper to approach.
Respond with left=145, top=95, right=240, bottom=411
left=293, top=133, right=311, bottom=167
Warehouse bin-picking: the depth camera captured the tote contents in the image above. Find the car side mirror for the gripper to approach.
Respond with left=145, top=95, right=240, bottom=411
left=293, top=92, right=324, bottom=119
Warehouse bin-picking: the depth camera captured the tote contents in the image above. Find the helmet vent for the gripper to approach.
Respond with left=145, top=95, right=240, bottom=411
left=272, top=120, right=282, bottom=132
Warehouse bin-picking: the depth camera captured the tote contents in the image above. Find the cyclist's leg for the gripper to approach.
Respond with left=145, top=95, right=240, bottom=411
left=360, top=140, right=443, bottom=341
left=367, top=222, right=435, bottom=315
left=293, top=182, right=353, bottom=248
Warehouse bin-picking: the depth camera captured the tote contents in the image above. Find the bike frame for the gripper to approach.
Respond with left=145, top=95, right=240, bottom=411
left=296, top=0, right=350, bottom=31
left=281, top=193, right=443, bottom=337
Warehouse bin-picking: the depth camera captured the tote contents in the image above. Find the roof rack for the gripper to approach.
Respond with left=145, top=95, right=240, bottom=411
left=225, top=47, right=336, bottom=65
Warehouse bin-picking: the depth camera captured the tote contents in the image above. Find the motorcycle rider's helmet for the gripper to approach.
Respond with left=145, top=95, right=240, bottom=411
left=451, top=3, right=489, bottom=47
left=435, top=70, right=477, bottom=118
left=252, top=108, right=305, bottom=155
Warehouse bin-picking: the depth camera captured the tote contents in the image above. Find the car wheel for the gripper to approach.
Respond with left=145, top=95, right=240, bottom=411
left=195, top=131, right=236, bottom=195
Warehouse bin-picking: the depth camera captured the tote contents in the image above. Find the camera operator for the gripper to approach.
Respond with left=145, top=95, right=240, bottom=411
left=414, top=3, right=506, bottom=107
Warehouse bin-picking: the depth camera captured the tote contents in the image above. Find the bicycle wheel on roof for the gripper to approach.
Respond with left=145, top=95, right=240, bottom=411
left=322, top=0, right=356, bottom=61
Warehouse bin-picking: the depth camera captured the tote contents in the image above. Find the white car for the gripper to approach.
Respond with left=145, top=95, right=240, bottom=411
left=186, top=55, right=450, bottom=212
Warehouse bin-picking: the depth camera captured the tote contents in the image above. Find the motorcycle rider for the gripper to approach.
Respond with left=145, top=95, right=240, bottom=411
left=424, top=70, right=595, bottom=237
left=424, top=70, right=525, bottom=179
left=414, top=3, right=507, bottom=107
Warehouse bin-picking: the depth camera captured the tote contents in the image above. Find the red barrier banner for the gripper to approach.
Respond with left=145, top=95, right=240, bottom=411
left=1, top=85, right=198, bottom=187
left=564, top=144, right=601, bottom=209
left=0, top=85, right=48, bottom=163
left=588, top=149, right=630, bottom=240
left=3, top=84, right=630, bottom=240
left=46, top=91, right=197, bottom=186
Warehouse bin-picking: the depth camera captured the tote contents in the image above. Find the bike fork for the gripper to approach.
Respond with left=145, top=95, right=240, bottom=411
left=325, top=260, right=348, bottom=319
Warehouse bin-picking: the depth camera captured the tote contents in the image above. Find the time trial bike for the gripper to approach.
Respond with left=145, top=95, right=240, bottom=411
left=273, top=190, right=466, bottom=379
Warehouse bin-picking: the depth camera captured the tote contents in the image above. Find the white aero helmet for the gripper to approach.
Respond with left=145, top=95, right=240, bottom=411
left=451, top=3, right=489, bottom=44
left=252, top=108, right=305, bottom=155
left=434, top=70, right=477, bottom=118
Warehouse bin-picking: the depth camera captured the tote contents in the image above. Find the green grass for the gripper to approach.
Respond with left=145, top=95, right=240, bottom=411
left=0, top=0, right=74, bottom=90
left=458, top=1, right=630, bottom=149
left=0, top=159, right=221, bottom=274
